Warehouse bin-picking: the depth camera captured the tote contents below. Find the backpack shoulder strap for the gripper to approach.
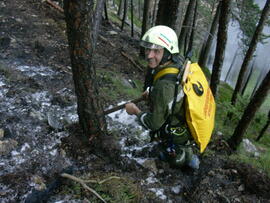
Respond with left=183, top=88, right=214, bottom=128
left=153, top=67, right=179, bottom=83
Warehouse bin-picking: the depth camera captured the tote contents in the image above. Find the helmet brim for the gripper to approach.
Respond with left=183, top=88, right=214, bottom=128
left=140, top=41, right=164, bottom=50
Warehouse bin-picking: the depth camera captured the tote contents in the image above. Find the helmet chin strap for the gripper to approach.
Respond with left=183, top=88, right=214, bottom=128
left=160, top=49, right=172, bottom=65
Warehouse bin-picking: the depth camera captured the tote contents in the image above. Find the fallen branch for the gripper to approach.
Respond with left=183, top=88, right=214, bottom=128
left=99, top=35, right=116, bottom=47
left=121, top=51, right=144, bottom=72
left=61, top=173, right=106, bottom=202
left=84, top=176, right=121, bottom=184
left=61, top=173, right=121, bottom=202
left=43, top=0, right=64, bottom=13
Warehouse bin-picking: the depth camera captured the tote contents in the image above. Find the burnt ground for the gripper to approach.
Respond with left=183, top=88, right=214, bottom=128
left=0, top=0, right=270, bottom=202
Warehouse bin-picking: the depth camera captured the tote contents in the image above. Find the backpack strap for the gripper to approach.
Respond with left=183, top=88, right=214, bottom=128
left=165, top=61, right=188, bottom=154
left=153, top=67, right=179, bottom=83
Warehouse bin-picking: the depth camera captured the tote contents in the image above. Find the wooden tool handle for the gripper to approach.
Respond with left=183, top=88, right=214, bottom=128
left=104, top=96, right=144, bottom=115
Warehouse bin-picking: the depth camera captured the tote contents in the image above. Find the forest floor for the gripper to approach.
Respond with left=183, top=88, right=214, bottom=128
left=0, top=0, right=270, bottom=202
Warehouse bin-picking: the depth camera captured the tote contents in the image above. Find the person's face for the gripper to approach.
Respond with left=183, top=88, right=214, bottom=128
left=145, top=48, right=164, bottom=68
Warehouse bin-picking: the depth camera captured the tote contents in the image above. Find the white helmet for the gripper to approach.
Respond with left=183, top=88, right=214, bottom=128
left=140, top=25, right=179, bottom=54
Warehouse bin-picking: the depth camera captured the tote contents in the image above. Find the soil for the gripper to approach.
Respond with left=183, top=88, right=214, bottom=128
left=0, top=0, right=270, bottom=202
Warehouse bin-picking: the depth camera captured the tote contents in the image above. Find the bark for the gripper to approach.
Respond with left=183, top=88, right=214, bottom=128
left=225, top=50, right=238, bottom=83
left=174, top=1, right=185, bottom=36
left=117, top=0, right=123, bottom=16
left=210, top=0, right=231, bottom=97
left=93, top=0, right=105, bottom=50
left=187, top=0, right=198, bottom=54
left=256, top=110, right=270, bottom=141
left=241, top=60, right=255, bottom=95
left=151, top=0, right=158, bottom=26
left=140, top=0, right=152, bottom=56
left=231, top=0, right=270, bottom=105
left=63, top=0, right=107, bottom=140
left=103, top=1, right=109, bottom=21
left=178, top=0, right=197, bottom=53
left=155, top=0, right=180, bottom=30
left=138, top=0, right=141, bottom=20
left=228, top=70, right=270, bottom=150
left=121, top=0, right=128, bottom=31
left=131, top=0, right=134, bottom=37
left=251, top=67, right=267, bottom=98
left=199, top=2, right=221, bottom=69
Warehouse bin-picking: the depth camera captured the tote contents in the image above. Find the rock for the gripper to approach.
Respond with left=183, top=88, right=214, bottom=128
left=242, top=139, right=259, bottom=157
left=217, top=131, right=223, bottom=136
left=30, top=110, right=44, bottom=121
left=121, top=78, right=133, bottom=88
left=0, top=190, right=7, bottom=196
left=108, top=30, right=118, bottom=35
left=142, top=159, right=158, bottom=174
left=0, top=139, right=18, bottom=155
left=31, top=175, right=46, bottom=191
left=0, top=1, right=6, bottom=7
left=47, top=112, right=63, bottom=130
left=238, top=184, right=245, bottom=192
left=171, top=185, right=182, bottom=194
left=0, top=129, right=4, bottom=139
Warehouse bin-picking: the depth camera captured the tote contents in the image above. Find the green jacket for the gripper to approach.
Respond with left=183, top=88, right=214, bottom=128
left=137, top=62, right=185, bottom=131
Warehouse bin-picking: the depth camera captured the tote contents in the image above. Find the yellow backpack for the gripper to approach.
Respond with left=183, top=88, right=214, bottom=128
left=153, top=62, right=216, bottom=153
left=183, top=62, right=216, bottom=153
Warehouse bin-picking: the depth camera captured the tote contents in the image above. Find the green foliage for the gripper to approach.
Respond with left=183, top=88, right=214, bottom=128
left=108, top=11, right=123, bottom=26
left=108, top=0, right=142, bottom=29
left=216, top=82, right=234, bottom=102
left=230, top=142, right=270, bottom=176
left=235, top=0, right=261, bottom=53
left=60, top=173, right=142, bottom=202
left=97, top=69, right=143, bottom=103
left=216, top=83, right=270, bottom=175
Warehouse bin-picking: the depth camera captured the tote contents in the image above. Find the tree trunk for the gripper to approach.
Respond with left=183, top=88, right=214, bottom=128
left=121, top=0, right=128, bottom=31
left=103, top=1, right=109, bottom=21
left=140, top=0, right=152, bottom=56
left=93, top=0, right=105, bottom=50
left=174, top=1, right=184, bottom=36
left=155, top=0, right=180, bottom=30
left=199, top=2, right=221, bottom=69
left=256, top=110, right=270, bottom=141
left=251, top=66, right=267, bottom=98
left=187, top=0, right=198, bottom=54
left=231, top=0, right=270, bottom=105
left=131, top=0, right=134, bottom=37
left=118, top=0, right=123, bottom=16
left=210, top=0, right=231, bottom=97
left=224, top=50, right=238, bottom=83
left=150, top=0, right=158, bottom=26
left=63, top=0, right=107, bottom=140
left=138, top=0, right=141, bottom=20
left=178, top=0, right=197, bottom=54
left=228, top=69, right=270, bottom=150
left=241, top=60, right=255, bottom=95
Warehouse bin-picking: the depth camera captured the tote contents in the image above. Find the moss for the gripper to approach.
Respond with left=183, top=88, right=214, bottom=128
left=60, top=172, right=143, bottom=202
left=96, top=69, right=143, bottom=104
left=230, top=143, right=270, bottom=176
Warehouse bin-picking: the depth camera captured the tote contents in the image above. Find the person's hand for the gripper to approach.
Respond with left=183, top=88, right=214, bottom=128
left=125, top=102, right=141, bottom=115
left=142, top=90, right=149, bottom=100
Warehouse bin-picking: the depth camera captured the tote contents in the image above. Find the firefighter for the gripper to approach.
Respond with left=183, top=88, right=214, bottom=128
left=125, top=25, right=199, bottom=169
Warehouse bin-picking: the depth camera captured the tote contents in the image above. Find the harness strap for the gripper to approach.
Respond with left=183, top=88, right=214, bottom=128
left=152, top=65, right=186, bottom=154
left=153, top=67, right=179, bottom=82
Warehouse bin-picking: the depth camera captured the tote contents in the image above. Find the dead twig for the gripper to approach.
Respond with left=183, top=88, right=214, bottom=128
left=84, top=176, right=121, bottom=184
left=61, top=173, right=106, bottom=203
left=61, top=173, right=121, bottom=202
left=121, top=51, right=144, bottom=72
left=99, top=35, right=116, bottom=47
left=43, top=0, right=64, bottom=13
